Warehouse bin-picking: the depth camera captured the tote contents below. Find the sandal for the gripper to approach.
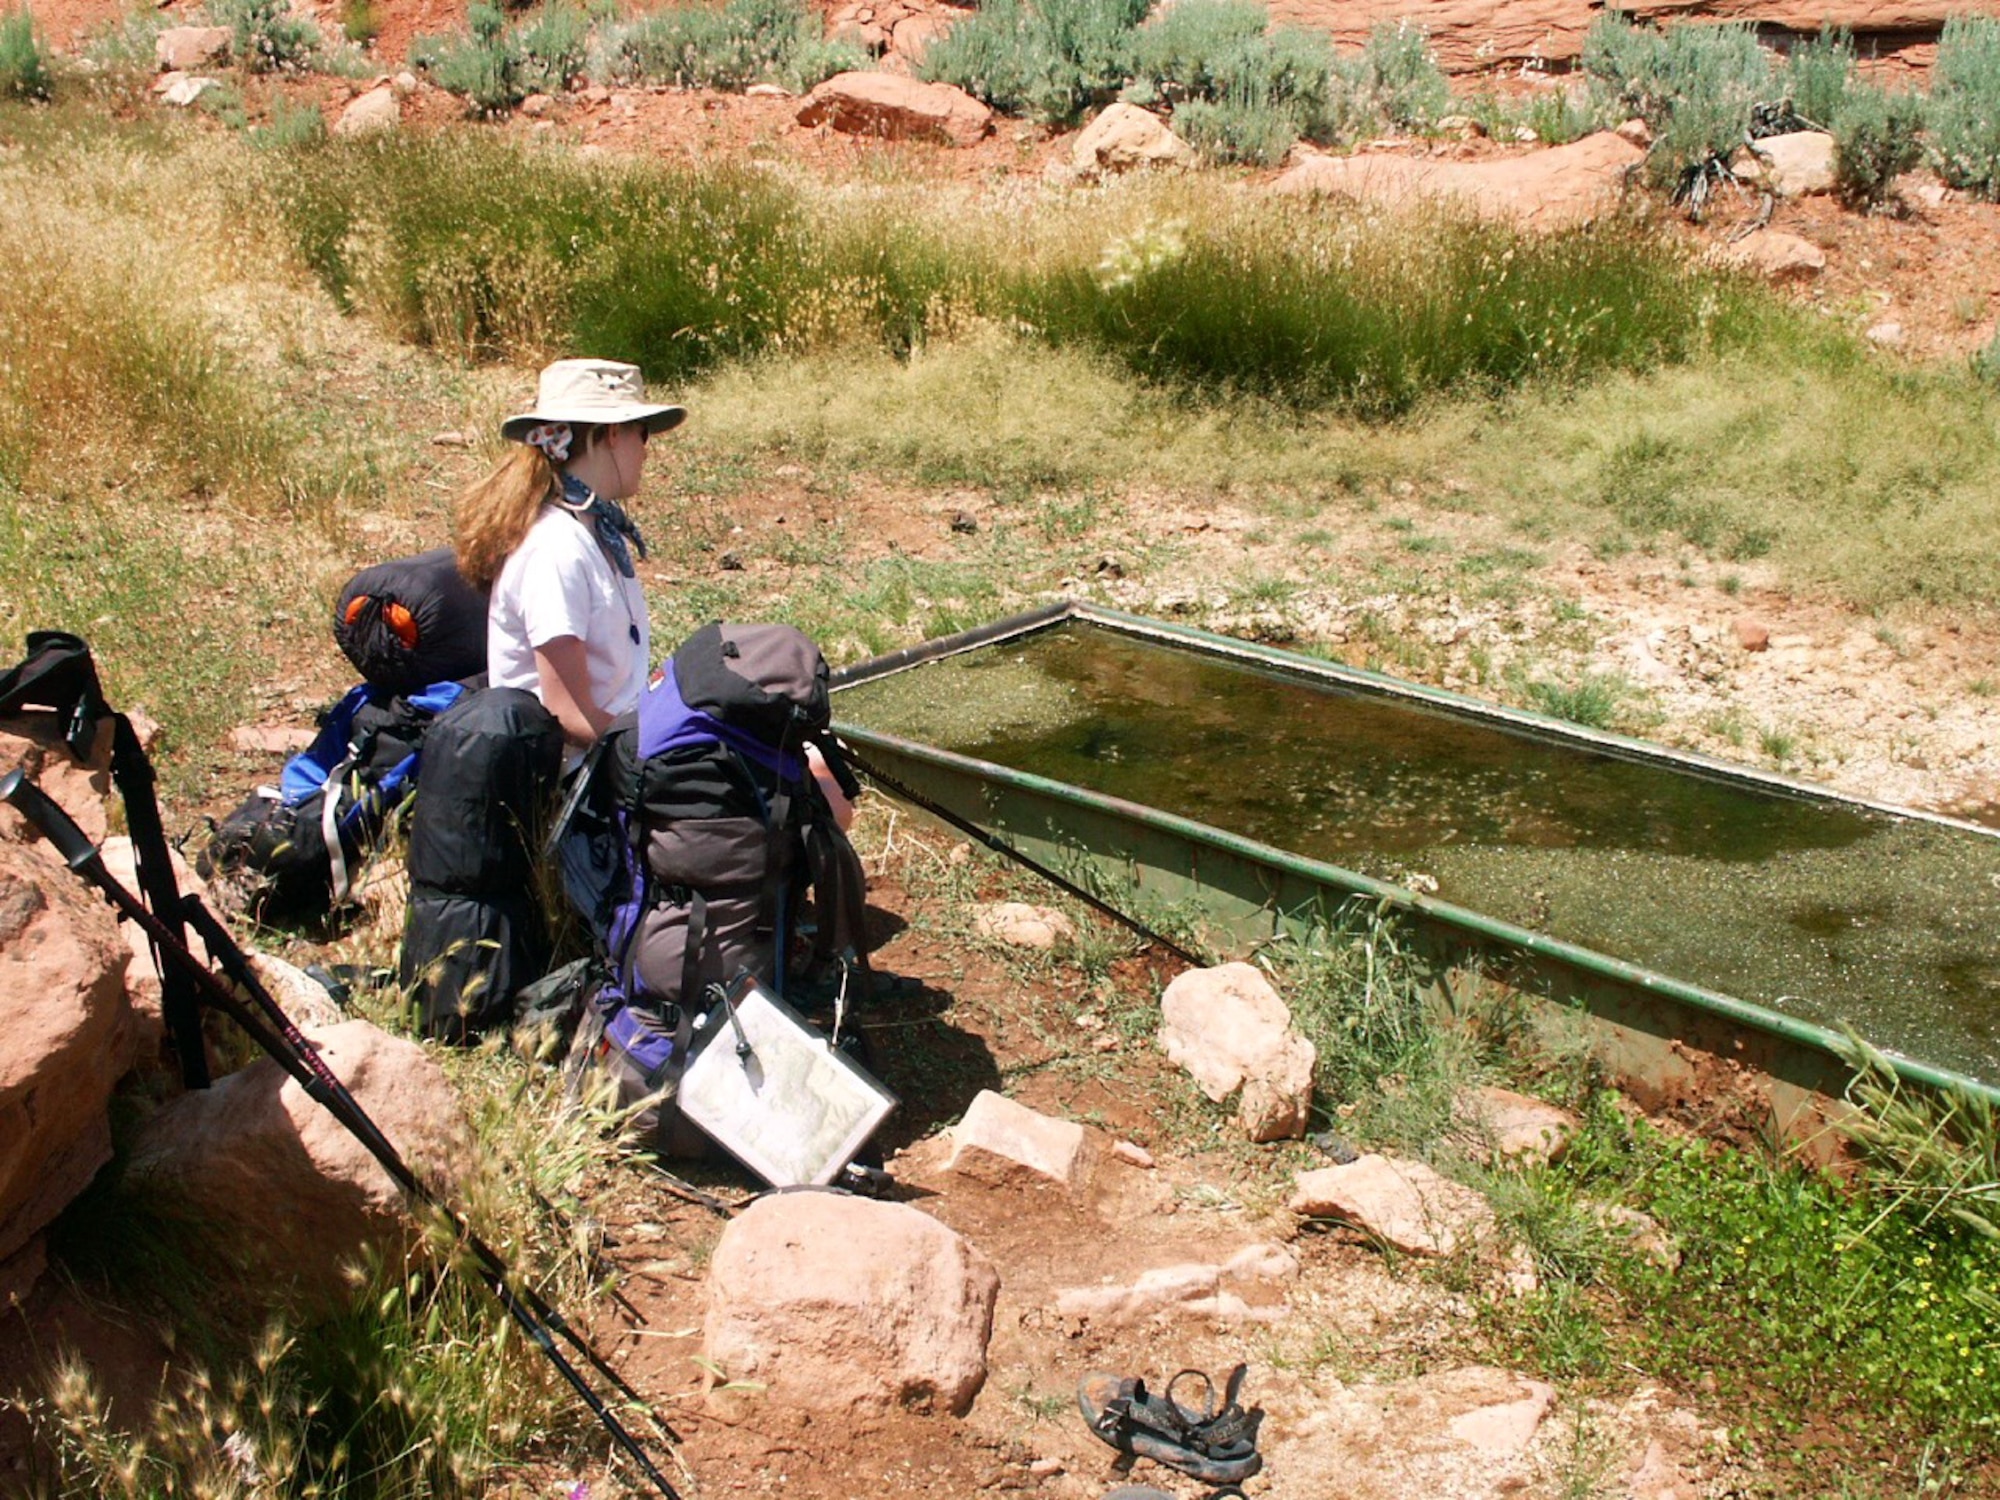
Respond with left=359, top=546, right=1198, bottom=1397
left=1077, top=1364, right=1264, bottom=1484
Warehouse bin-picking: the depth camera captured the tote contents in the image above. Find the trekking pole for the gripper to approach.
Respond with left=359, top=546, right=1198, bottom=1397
left=842, top=748, right=1211, bottom=969
left=1, top=768, right=686, bottom=1500
left=174, top=897, right=672, bottom=1435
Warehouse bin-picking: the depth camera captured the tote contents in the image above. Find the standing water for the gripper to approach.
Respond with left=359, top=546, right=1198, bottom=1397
left=838, top=620, right=2000, bottom=1087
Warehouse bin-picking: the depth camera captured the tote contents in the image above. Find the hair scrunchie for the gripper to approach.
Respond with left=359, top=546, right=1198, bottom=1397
left=523, top=422, right=573, bottom=462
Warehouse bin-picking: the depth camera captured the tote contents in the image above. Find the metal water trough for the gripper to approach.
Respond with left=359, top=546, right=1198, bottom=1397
left=831, top=602, right=2000, bottom=1138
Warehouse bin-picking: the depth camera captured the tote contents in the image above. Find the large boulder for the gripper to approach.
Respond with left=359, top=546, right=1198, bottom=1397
left=1072, top=102, right=1195, bottom=174
left=335, top=88, right=400, bottom=137
left=796, top=71, right=993, bottom=146
left=1742, top=130, right=1837, bottom=197
left=0, top=838, right=134, bottom=1290
left=1274, top=131, right=1644, bottom=232
left=1158, top=962, right=1315, bottom=1142
left=703, top=1191, right=999, bottom=1416
left=126, top=1019, right=467, bottom=1303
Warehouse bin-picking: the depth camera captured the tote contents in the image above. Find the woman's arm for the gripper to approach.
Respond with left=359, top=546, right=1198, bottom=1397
left=533, top=635, right=612, bottom=747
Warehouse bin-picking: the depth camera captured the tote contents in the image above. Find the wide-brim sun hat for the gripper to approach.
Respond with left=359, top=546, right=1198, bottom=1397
left=500, top=357, right=687, bottom=442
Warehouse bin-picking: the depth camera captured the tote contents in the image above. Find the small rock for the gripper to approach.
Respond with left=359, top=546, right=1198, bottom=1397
left=1615, top=116, right=1651, bottom=147
left=392, top=70, right=419, bottom=94
left=1070, top=101, right=1194, bottom=175
left=1093, top=554, right=1124, bottom=579
left=154, top=25, right=230, bottom=71
left=579, top=84, right=612, bottom=105
left=1749, top=130, right=1837, bottom=197
left=229, top=724, right=317, bottom=755
left=745, top=82, right=792, bottom=99
left=719, top=551, right=745, bottom=572
left=158, top=74, right=220, bottom=107
left=1723, top=228, right=1825, bottom=283
left=1866, top=321, right=1905, bottom=347
left=972, top=901, right=1075, bottom=950
left=429, top=429, right=475, bottom=447
left=1111, top=1139, right=1154, bottom=1169
left=1453, top=1085, right=1577, bottom=1164
left=1733, top=617, right=1770, bottom=652
left=947, top=1089, right=1087, bottom=1189
left=949, top=509, right=978, bottom=534
left=1159, top=963, right=1314, bottom=1142
left=334, top=88, right=400, bottom=137
left=1027, top=1457, right=1063, bottom=1477
left=1290, top=1153, right=1497, bottom=1258
left=1222, top=1241, right=1300, bottom=1281
left=519, top=92, right=554, bottom=117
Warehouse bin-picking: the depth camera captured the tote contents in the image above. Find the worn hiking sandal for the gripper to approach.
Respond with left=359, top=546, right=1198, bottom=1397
left=1077, top=1364, right=1264, bottom=1484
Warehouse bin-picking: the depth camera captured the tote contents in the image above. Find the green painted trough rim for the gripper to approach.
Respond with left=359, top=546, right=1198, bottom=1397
left=831, top=600, right=2000, bottom=1109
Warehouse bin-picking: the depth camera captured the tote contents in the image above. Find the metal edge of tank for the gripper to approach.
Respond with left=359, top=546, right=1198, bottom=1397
left=829, top=723, right=2000, bottom=1126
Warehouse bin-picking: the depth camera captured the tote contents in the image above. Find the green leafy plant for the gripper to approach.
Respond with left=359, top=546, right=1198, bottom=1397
left=1350, top=18, right=1447, bottom=130
left=211, top=0, right=322, bottom=72
left=251, top=91, right=328, bottom=149
left=1833, top=84, right=1924, bottom=209
left=1929, top=14, right=2000, bottom=199
left=1123, top=0, right=1337, bottom=164
left=0, top=6, right=54, bottom=99
left=1524, top=671, right=1627, bottom=730
left=340, top=0, right=380, bottom=45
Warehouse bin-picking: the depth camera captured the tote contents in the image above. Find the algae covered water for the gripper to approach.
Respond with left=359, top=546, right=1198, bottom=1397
left=838, top=621, right=2000, bottom=1085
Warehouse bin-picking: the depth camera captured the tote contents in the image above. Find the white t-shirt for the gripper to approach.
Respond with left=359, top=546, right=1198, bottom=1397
left=487, top=504, right=650, bottom=722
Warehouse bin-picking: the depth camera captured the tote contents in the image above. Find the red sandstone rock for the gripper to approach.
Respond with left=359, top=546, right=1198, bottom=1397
left=796, top=71, right=993, bottom=146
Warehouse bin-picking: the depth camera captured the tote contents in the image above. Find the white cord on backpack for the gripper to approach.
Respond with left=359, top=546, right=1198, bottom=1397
left=830, top=953, right=851, bottom=1051
left=323, top=760, right=355, bottom=903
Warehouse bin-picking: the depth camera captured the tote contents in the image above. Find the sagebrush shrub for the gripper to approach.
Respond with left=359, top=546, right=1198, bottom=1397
left=0, top=7, right=53, bottom=99
left=608, top=0, right=857, bottom=92
left=417, top=2, right=587, bottom=114
left=920, top=0, right=1146, bottom=125
left=1833, top=85, right=1923, bottom=208
left=210, top=0, right=321, bottom=72
left=1126, top=0, right=1336, bottom=161
left=1929, top=14, right=2000, bottom=199
left=1584, top=16, right=1770, bottom=185
left=1786, top=25, right=1855, bottom=130
left=1351, top=19, right=1447, bottom=130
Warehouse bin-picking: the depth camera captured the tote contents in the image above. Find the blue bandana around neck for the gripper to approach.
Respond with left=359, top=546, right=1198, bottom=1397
left=558, top=473, right=649, bottom=579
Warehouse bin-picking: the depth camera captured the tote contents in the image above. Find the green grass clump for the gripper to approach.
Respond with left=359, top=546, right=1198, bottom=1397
left=1928, top=14, right=2000, bottom=199
left=1347, top=18, right=1448, bottom=131
left=605, top=0, right=862, bottom=92
left=1523, top=671, right=1628, bottom=730
left=1583, top=15, right=1769, bottom=187
left=1786, top=24, right=1857, bottom=129
left=265, top=131, right=1754, bottom=415
left=0, top=7, right=53, bottom=99
left=414, top=1, right=588, bottom=115
left=920, top=0, right=1149, bottom=125
left=210, top=0, right=323, bottom=72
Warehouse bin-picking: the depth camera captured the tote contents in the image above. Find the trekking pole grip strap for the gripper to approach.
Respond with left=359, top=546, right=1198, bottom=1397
left=1, top=768, right=105, bottom=874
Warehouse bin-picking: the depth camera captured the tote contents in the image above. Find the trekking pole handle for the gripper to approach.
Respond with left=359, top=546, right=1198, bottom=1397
left=1, top=767, right=106, bottom=876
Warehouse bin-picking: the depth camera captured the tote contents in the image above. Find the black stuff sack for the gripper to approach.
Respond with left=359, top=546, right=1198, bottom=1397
left=334, top=547, right=489, bottom=696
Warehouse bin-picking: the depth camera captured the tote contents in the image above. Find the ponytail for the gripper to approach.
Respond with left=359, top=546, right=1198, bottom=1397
left=454, top=445, right=557, bottom=589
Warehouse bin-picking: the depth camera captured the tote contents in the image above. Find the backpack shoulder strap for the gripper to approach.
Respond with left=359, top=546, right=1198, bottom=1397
left=0, top=631, right=106, bottom=759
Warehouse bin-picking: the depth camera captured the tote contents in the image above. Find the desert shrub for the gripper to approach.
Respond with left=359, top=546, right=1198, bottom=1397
left=608, top=0, right=859, bottom=91
left=0, top=7, right=54, bottom=99
left=1125, top=0, right=1336, bottom=161
left=1785, top=24, right=1855, bottom=129
left=1584, top=15, right=1770, bottom=185
left=919, top=0, right=1147, bottom=125
left=210, top=0, right=322, bottom=72
left=1833, top=84, right=1923, bottom=208
left=1928, top=14, right=2000, bottom=199
left=416, top=2, right=587, bottom=114
left=251, top=90, right=328, bottom=148
left=1348, top=18, right=1448, bottom=130
left=340, top=0, right=380, bottom=44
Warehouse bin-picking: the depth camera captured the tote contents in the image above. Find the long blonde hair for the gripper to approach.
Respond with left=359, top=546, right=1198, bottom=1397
left=453, top=423, right=615, bottom=588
